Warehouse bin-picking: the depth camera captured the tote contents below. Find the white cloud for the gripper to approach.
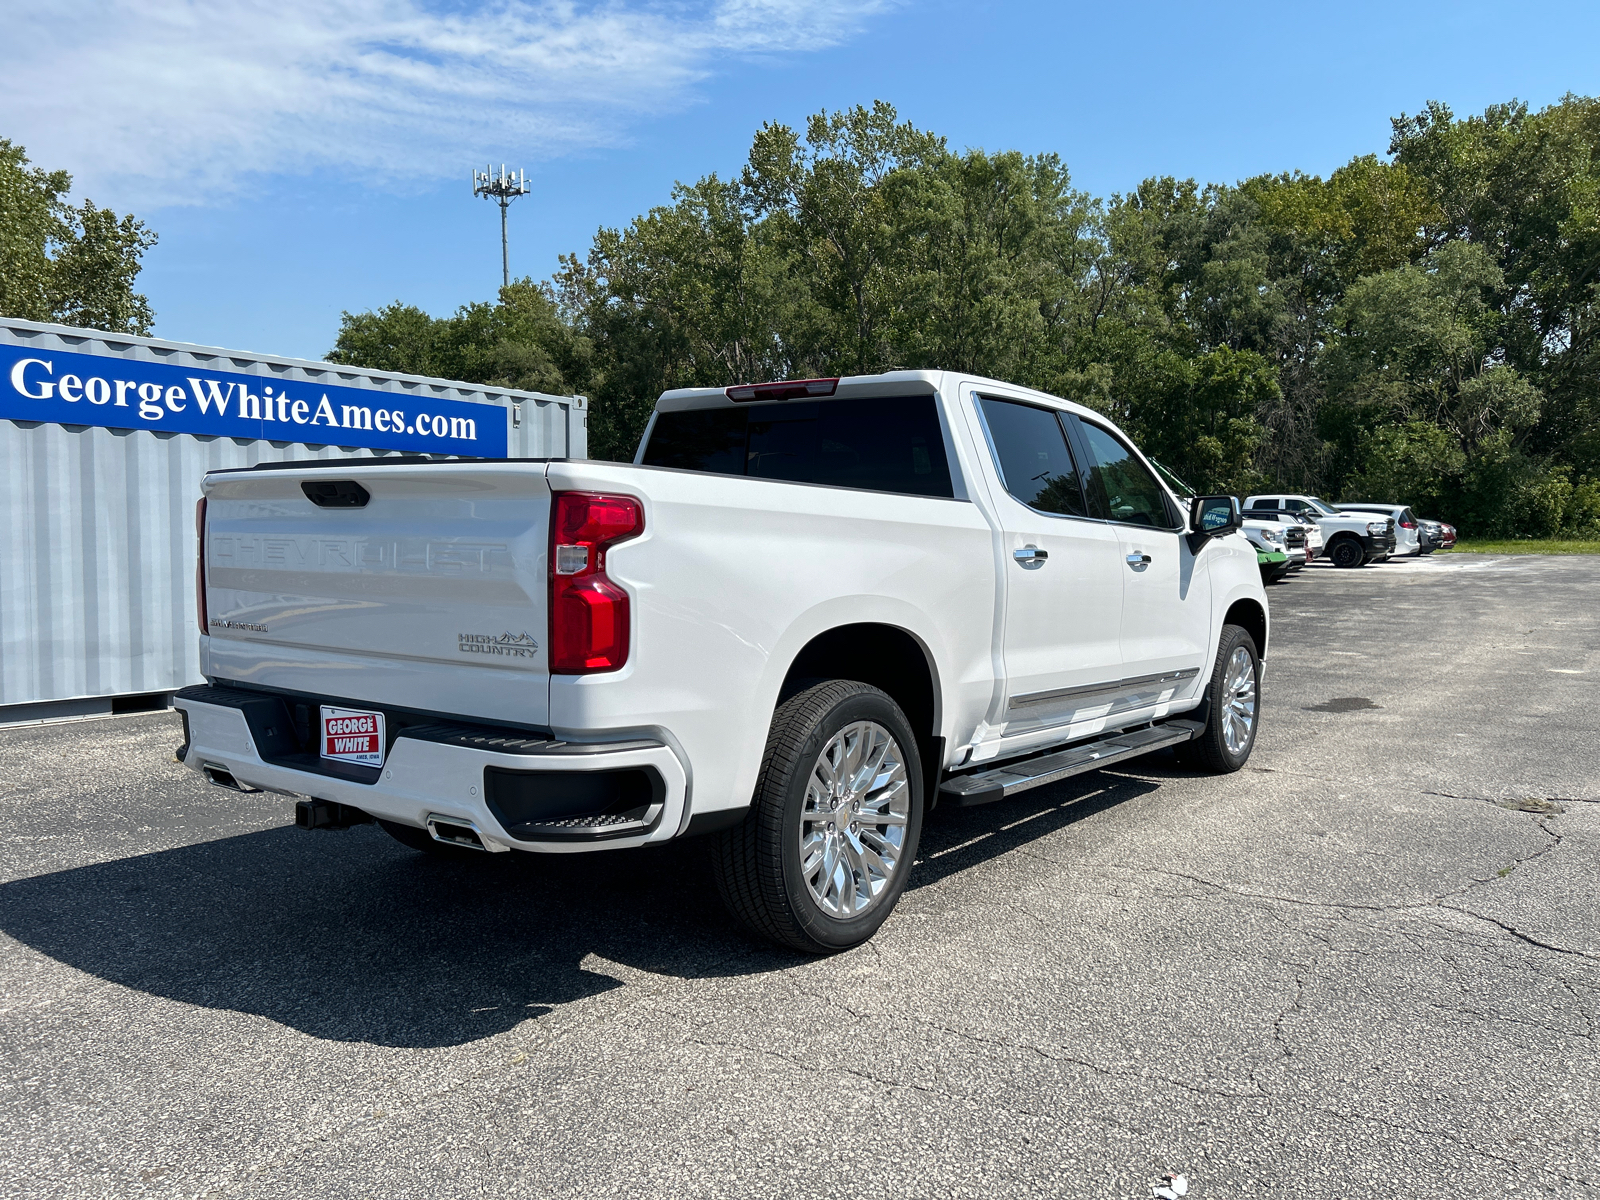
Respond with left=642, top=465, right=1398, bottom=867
left=2, top=0, right=892, bottom=206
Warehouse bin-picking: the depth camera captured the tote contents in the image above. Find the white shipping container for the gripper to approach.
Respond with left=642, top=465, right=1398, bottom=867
left=0, top=318, right=587, bottom=723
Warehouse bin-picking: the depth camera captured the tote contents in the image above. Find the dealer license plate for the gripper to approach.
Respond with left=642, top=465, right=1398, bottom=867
left=320, top=706, right=386, bottom=768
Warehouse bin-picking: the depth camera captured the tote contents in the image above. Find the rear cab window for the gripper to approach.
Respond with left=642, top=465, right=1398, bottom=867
left=641, top=394, right=954, bottom=498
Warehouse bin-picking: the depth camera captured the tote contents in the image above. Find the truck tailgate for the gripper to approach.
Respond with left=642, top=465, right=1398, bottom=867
left=201, top=462, right=552, bottom=727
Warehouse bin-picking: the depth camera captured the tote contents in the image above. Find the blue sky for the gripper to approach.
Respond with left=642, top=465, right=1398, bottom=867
left=8, top=0, right=1599, bottom=362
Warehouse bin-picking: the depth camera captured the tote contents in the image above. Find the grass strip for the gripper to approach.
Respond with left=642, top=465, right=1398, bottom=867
left=1443, top=539, right=1600, bottom=555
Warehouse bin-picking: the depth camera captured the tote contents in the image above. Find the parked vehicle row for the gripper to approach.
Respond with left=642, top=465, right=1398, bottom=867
left=1231, top=494, right=1459, bottom=582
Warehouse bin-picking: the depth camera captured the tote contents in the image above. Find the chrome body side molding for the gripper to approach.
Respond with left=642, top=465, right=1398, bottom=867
left=1008, top=667, right=1201, bottom=712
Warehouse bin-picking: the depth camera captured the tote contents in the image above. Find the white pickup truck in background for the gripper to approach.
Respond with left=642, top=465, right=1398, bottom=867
left=1245, top=494, right=1396, bottom=568
left=176, top=371, right=1269, bottom=952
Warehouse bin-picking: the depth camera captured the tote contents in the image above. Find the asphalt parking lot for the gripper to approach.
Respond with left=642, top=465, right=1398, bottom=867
left=1, top=552, right=1596, bottom=1200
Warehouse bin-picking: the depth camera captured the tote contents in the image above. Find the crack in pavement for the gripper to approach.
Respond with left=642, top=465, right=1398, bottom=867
left=1421, top=999, right=1596, bottom=1043
left=1423, top=789, right=1596, bottom=812
left=1295, top=1101, right=1596, bottom=1186
left=686, top=1019, right=1594, bottom=1189
left=1107, top=799, right=1599, bottom=962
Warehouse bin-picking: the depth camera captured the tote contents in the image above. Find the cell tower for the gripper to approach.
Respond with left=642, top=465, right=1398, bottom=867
left=472, top=164, right=531, bottom=290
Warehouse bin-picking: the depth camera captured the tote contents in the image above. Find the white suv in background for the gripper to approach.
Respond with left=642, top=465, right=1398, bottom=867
left=1337, top=503, right=1423, bottom=557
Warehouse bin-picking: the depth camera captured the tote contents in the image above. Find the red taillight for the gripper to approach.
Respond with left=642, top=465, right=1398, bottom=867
left=195, top=496, right=209, bottom=635
left=724, top=377, right=838, bottom=402
left=1401, top=519, right=1417, bottom=529
left=549, top=492, right=643, bottom=673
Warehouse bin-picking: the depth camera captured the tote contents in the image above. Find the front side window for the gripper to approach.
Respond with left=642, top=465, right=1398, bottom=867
left=977, top=397, right=1087, bottom=517
left=1075, top=420, right=1179, bottom=529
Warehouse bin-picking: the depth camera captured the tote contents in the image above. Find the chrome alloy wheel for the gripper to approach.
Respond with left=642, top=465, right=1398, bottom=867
left=1221, top=645, right=1257, bottom=754
left=799, top=721, right=911, bottom=919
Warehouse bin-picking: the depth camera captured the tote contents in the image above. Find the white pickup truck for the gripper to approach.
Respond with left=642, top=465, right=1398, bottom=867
left=176, top=371, right=1269, bottom=952
left=1244, top=494, right=1396, bottom=568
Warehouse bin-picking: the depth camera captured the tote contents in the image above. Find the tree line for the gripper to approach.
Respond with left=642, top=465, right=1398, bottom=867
left=330, top=96, right=1600, bottom=538
left=6, top=95, right=1598, bottom=538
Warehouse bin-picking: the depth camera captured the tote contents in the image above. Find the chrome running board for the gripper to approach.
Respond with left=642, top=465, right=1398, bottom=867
left=939, top=720, right=1203, bottom=807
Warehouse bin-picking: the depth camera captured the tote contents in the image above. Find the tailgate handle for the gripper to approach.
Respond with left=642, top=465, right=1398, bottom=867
left=302, top=480, right=370, bottom=508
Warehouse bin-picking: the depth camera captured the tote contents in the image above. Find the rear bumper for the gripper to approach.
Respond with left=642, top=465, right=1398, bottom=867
left=175, top=685, right=689, bottom=853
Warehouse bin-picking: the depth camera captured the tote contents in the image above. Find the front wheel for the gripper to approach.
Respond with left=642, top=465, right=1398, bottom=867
left=1183, top=625, right=1261, bottom=773
left=1329, top=538, right=1365, bottom=568
left=713, top=680, right=924, bottom=954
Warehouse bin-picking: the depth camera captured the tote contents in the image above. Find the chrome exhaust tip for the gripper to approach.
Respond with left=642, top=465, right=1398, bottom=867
left=201, top=762, right=259, bottom=793
left=426, top=813, right=487, bottom=850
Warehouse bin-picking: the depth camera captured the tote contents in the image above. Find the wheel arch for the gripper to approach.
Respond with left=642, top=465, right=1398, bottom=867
left=780, top=623, right=945, bottom=801
left=781, top=623, right=941, bottom=743
left=1223, top=598, right=1267, bottom=659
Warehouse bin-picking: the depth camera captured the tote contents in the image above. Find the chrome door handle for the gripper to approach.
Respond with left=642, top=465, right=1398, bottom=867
left=1013, top=546, right=1048, bottom=569
left=1126, top=553, right=1152, bottom=568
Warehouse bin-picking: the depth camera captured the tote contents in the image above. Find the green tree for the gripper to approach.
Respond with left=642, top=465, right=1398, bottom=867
left=0, top=139, right=156, bottom=334
left=1321, top=242, right=1550, bottom=532
left=743, top=102, right=946, bottom=375
left=1390, top=97, right=1600, bottom=477
left=328, top=279, right=591, bottom=398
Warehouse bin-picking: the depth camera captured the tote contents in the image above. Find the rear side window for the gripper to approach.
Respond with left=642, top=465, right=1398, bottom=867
left=1074, top=420, right=1180, bottom=529
left=639, top=408, right=747, bottom=475
left=640, top=394, right=953, bottom=498
left=977, top=397, right=1087, bottom=517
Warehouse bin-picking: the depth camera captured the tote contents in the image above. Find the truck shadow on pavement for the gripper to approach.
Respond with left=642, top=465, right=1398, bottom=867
left=0, top=770, right=1159, bottom=1049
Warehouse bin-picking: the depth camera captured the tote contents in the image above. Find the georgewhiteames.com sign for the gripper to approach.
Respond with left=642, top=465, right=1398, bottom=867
left=1, top=343, right=508, bottom=457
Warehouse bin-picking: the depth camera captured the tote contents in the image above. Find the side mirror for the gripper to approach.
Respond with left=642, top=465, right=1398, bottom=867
left=1188, top=495, right=1240, bottom=551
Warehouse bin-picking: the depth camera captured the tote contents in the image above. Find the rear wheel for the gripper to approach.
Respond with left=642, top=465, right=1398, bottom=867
left=1329, top=537, right=1365, bottom=568
left=713, top=680, right=924, bottom=954
left=1183, top=625, right=1261, bottom=774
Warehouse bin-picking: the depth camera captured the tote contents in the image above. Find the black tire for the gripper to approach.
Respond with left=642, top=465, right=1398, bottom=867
left=378, top=818, right=483, bottom=859
left=713, top=680, right=925, bottom=954
left=1329, top=537, right=1365, bottom=568
left=1183, top=625, right=1261, bottom=774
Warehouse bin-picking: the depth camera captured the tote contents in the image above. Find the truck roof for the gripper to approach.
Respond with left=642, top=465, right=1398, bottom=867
left=656, top=370, right=1107, bottom=423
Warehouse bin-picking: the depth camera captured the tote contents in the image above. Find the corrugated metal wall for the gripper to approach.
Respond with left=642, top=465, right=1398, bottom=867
left=3, top=424, right=379, bottom=708
left=1, top=321, right=588, bottom=714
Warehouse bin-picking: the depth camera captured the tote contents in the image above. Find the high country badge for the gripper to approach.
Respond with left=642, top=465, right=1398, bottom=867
left=458, top=631, right=540, bottom=659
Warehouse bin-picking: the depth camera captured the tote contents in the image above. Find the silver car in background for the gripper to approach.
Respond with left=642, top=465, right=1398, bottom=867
left=1415, top=518, right=1456, bottom=553
left=1338, top=502, right=1423, bottom=557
